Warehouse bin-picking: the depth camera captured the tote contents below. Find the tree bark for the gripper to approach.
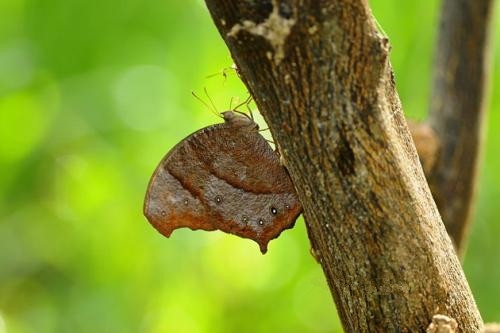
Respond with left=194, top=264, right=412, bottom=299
left=427, top=0, right=494, bottom=256
left=204, top=0, right=483, bottom=331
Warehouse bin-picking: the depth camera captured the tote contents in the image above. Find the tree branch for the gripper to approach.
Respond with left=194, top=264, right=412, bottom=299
left=427, top=0, right=494, bottom=256
left=204, top=0, right=483, bottom=331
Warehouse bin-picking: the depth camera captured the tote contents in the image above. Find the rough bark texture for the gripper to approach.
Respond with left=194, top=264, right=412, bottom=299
left=428, top=0, right=494, bottom=256
left=204, top=0, right=483, bottom=332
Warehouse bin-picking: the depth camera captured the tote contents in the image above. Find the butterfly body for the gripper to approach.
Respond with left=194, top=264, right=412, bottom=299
left=144, top=111, right=302, bottom=253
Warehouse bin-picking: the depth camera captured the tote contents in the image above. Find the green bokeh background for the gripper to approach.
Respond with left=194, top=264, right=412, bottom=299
left=0, top=1, right=499, bottom=332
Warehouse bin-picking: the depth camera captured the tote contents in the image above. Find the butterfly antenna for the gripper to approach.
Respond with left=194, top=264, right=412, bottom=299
left=191, top=90, right=220, bottom=118
left=204, top=87, right=220, bottom=116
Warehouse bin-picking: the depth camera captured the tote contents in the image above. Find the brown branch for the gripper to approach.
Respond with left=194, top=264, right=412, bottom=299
left=428, top=0, right=494, bottom=256
left=204, top=0, right=483, bottom=331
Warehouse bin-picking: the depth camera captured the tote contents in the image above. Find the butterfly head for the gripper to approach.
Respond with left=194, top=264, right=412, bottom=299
left=222, top=111, right=259, bottom=130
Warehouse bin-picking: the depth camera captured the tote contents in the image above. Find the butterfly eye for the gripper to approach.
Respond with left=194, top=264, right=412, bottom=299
left=270, top=207, right=278, bottom=215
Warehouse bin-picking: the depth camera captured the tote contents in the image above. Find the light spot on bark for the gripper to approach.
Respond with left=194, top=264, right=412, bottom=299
left=426, top=314, right=458, bottom=333
left=227, top=0, right=296, bottom=65
left=308, top=25, right=318, bottom=34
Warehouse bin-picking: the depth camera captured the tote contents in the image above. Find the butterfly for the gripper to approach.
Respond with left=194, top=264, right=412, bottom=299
left=144, top=110, right=302, bottom=253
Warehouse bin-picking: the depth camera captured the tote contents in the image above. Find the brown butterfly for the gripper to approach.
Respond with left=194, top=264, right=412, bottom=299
left=143, top=110, right=302, bottom=253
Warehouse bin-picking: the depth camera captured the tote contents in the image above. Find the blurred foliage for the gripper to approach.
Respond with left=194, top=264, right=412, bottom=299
left=0, top=0, right=499, bottom=332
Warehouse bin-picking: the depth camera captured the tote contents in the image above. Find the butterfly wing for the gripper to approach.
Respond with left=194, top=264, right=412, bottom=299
left=144, top=119, right=302, bottom=253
